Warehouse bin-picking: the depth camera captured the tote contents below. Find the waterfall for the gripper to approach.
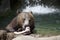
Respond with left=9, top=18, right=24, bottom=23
left=18, top=0, right=58, bottom=14
left=25, top=0, right=30, bottom=5
left=22, top=5, right=57, bottom=14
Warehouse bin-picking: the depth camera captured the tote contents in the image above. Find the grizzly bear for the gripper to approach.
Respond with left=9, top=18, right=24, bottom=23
left=6, top=11, right=35, bottom=35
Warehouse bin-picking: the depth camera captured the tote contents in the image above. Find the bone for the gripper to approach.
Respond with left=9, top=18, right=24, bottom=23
left=14, top=27, right=30, bottom=35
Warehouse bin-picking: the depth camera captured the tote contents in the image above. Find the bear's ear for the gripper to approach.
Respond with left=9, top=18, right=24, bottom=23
left=16, top=10, right=21, bottom=14
left=29, top=11, right=33, bottom=14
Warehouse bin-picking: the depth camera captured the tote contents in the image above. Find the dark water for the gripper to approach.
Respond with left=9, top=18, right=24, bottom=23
left=34, top=12, right=60, bottom=35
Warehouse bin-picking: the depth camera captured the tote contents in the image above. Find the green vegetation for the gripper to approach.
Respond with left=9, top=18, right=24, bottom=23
left=0, top=10, right=16, bottom=29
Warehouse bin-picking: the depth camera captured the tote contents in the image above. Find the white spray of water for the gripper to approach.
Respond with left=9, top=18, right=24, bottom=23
left=25, top=0, right=30, bottom=5
left=22, top=5, right=57, bottom=14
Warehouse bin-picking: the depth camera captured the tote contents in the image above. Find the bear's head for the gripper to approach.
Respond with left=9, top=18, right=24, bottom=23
left=17, top=11, right=34, bottom=31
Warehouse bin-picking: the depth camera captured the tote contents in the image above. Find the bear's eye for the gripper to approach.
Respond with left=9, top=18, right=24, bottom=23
left=23, top=19, right=25, bottom=22
left=29, top=20, right=31, bottom=22
left=23, top=19, right=25, bottom=20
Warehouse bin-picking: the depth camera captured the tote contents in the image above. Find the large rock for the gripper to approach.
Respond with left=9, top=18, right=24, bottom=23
left=12, top=35, right=60, bottom=40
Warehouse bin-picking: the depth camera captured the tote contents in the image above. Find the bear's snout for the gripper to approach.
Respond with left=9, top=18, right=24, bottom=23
left=25, top=25, right=30, bottom=27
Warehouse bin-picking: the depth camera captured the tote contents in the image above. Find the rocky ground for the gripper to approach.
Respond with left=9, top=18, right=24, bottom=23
left=12, top=34, right=60, bottom=40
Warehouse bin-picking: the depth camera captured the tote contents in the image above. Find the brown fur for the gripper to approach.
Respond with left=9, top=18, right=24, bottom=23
left=0, top=30, right=7, bottom=40
left=6, top=32, right=15, bottom=40
left=0, top=30, right=15, bottom=40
